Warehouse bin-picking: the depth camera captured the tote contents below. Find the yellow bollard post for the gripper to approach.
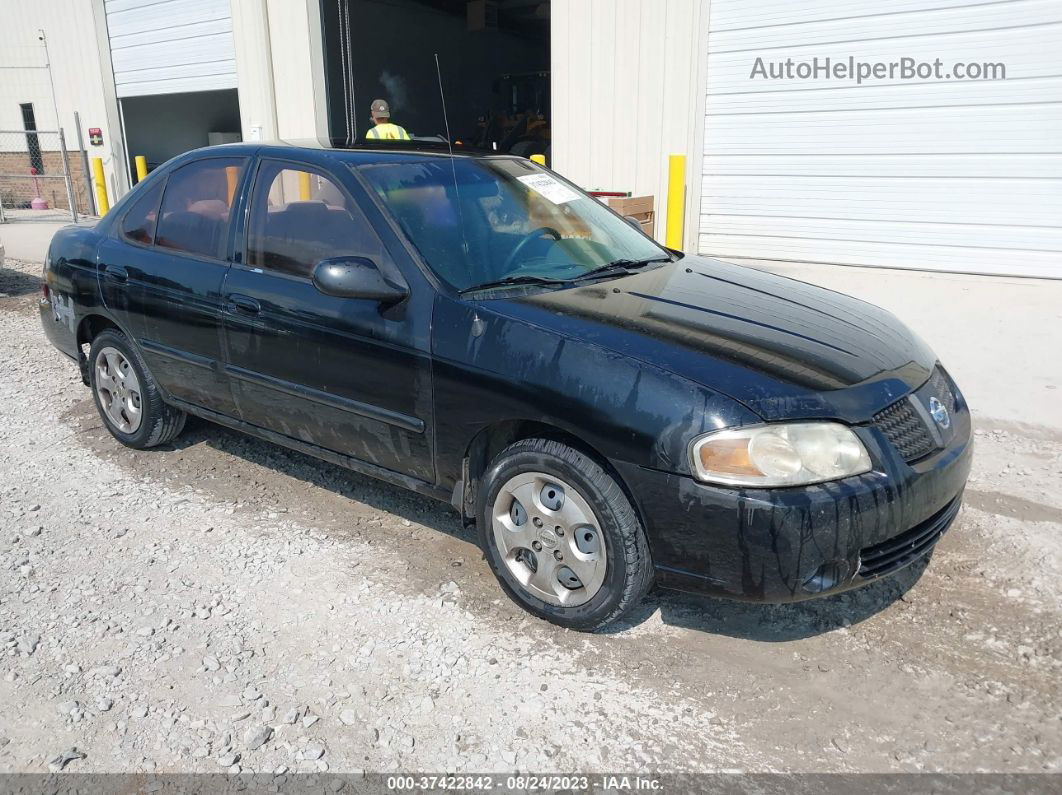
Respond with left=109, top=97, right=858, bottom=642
left=225, top=166, right=239, bottom=207
left=665, top=154, right=686, bottom=249
left=298, top=171, right=312, bottom=200
left=134, top=156, right=148, bottom=183
left=91, top=157, right=110, bottom=215
left=530, top=154, right=546, bottom=166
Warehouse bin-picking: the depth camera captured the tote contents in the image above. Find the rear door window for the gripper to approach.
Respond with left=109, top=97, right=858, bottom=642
left=245, top=161, right=385, bottom=280
left=155, top=158, right=246, bottom=260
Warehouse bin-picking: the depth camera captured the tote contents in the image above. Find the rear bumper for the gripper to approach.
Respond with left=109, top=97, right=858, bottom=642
left=616, top=392, right=973, bottom=603
left=40, top=291, right=80, bottom=361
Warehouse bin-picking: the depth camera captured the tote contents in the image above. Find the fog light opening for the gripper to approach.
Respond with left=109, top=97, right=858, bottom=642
left=802, top=560, right=851, bottom=594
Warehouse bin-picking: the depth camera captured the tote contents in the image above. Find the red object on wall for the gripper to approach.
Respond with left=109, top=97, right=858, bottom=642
left=88, top=128, right=103, bottom=146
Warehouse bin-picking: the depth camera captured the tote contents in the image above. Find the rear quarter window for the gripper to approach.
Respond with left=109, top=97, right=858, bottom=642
left=120, top=181, right=164, bottom=246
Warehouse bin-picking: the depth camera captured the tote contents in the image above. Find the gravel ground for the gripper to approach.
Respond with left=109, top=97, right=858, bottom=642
left=1, top=257, right=1060, bottom=775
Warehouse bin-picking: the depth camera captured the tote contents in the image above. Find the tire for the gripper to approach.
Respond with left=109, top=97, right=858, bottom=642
left=477, top=438, right=653, bottom=631
left=88, top=329, right=186, bottom=449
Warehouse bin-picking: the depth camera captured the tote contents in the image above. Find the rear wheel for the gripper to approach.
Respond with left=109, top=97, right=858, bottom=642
left=89, top=329, right=186, bottom=449
left=478, top=438, right=653, bottom=631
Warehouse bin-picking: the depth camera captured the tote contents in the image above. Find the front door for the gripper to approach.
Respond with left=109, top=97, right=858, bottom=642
left=220, top=157, right=434, bottom=482
left=97, top=156, right=249, bottom=416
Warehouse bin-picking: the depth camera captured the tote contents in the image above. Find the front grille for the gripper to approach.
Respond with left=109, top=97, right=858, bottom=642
left=872, top=397, right=935, bottom=462
left=858, top=497, right=961, bottom=579
left=872, top=367, right=957, bottom=463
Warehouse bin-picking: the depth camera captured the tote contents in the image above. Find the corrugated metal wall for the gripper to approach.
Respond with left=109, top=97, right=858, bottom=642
left=104, top=0, right=238, bottom=98
left=698, top=0, right=1062, bottom=278
left=551, top=0, right=709, bottom=246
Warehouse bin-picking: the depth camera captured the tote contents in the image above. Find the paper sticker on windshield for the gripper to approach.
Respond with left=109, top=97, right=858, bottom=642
left=517, top=174, right=580, bottom=205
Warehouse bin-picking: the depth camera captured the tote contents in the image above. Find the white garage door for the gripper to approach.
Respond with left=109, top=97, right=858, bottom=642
left=105, top=0, right=237, bottom=98
left=698, top=0, right=1062, bottom=278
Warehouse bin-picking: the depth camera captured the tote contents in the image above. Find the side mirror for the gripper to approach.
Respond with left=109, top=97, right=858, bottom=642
left=623, top=215, right=644, bottom=233
left=312, top=256, right=408, bottom=304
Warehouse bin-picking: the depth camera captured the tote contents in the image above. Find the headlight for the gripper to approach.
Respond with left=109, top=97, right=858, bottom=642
left=689, top=422, right=872, bottom=487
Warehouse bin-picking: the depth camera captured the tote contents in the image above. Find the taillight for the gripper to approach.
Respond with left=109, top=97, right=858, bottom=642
left=40, top=282, right=50, bottom=302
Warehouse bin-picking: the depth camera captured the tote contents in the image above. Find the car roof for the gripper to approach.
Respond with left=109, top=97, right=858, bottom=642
left=199, top=137, right=504, bottom=161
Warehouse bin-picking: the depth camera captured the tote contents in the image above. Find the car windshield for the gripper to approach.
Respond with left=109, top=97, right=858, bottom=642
left=354, top=156, right=670, bottom=293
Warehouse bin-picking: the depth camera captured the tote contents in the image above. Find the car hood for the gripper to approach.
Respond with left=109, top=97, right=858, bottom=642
left=483, top=257, right=937, bottom=423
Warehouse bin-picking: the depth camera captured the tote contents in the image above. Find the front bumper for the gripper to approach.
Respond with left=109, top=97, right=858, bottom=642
left=616, top=386, right=973, bottom=603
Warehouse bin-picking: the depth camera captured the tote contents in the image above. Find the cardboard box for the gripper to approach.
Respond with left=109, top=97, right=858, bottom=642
left=609, top=195, right=655, bottom=238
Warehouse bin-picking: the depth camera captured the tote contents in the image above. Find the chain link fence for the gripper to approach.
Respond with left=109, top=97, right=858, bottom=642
left=0, top=128, right=89, bottom=222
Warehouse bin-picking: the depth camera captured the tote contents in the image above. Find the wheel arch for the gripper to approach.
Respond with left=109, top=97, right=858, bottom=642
left=75, top=313, right=124, bottom=384
left=457, top=419, right=646, bottom=533
left=77, top=313, right=122, bottom=348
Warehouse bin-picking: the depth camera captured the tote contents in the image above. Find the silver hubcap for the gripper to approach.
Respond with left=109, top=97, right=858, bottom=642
left=492, top=472, right=606, bottom=607
left=94, top=347, right=143, bottom=434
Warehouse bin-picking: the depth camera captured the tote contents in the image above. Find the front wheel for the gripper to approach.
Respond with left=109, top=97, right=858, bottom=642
left=477, top=438, right=653, bottom=631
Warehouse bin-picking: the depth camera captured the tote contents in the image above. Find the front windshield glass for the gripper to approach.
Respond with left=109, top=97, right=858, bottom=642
left=355, top=156, right=669, bottom=292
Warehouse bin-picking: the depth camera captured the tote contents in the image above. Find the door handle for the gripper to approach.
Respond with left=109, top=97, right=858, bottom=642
left=225, top=294, right=261, bottom=316
left=104, top=264, right=129, bottom=283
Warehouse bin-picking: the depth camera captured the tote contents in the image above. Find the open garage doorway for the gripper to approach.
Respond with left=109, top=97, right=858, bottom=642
left=321, top=0, right=550, bottom=161
left=120, top=89, right=242, bottom=177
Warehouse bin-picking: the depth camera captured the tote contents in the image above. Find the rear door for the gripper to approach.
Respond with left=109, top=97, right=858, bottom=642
left=220, top=156, right=434, bottom=482
left=97, top=156, right=249, bottom=416
left=97, top=177, right=164, bottom=344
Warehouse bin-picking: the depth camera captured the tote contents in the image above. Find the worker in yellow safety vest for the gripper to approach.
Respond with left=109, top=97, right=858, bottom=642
left=365, top=99, right=411, bottom=141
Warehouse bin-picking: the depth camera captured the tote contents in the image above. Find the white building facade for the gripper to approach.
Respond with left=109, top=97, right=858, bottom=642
left=552, top=0, right=1062, bottom=279
left=2, top=0, right=1058, bottom=278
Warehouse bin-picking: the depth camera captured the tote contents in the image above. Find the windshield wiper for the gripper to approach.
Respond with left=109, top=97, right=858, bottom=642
left=569, top=257, right=672, bottom=282
left=458, top=256, right=671, bottom=295
left=458, top=274, right=572, bottom=295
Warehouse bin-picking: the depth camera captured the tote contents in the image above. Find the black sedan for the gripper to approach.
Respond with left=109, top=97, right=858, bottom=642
left=40, top=141, right=972, bottom=630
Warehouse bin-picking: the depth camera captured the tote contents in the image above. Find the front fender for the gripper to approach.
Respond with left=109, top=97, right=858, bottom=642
left=431, top=295, right=760, bottom=489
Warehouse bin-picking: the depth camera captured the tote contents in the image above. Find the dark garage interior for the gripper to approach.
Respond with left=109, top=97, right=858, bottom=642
left=321, top=0, right=550, bottom=159
left=120, top=89, right=243, bottom=174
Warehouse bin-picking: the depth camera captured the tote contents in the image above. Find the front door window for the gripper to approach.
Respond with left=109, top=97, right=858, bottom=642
left=246, top=162, right=384, bottom=279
